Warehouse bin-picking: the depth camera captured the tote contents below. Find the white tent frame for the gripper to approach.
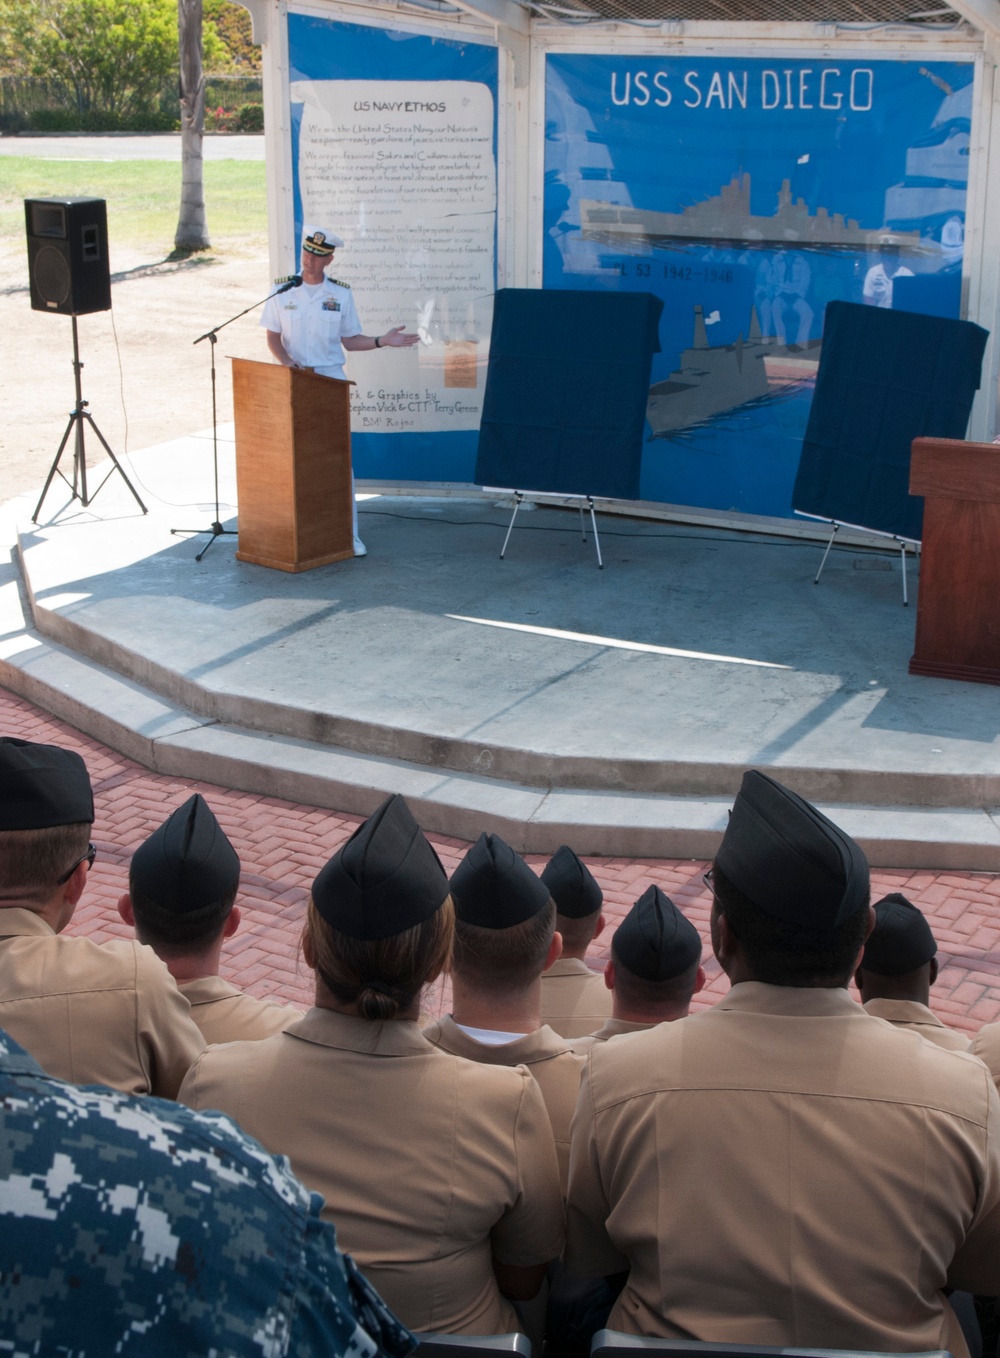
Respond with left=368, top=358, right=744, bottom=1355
left=238, top=0, right=1000, bottom=442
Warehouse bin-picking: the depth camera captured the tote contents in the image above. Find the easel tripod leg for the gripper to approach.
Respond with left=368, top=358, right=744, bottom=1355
left=500, top=494, right=522, bottom=560
left=814, top=524, right=839, bottom=584
left=589, top=498, right=603, bottom=569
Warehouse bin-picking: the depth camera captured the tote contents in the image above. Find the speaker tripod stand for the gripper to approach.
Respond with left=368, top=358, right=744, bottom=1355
left=32, top=315, right=147, bottom=523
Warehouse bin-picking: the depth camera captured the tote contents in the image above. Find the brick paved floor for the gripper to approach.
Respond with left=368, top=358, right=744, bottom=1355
left=3, top=685, right=1000, bottom=1035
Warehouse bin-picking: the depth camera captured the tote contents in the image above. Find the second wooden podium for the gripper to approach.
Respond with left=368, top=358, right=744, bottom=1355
left=232, top=358, right=354, bottom=572
left=909, top=436, right=1000, bottom=686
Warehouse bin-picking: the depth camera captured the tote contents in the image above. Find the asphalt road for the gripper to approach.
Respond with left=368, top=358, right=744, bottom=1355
left=0, top=134, right=265, bottom=160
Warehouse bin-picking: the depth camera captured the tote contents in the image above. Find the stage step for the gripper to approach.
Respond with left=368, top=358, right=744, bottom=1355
left=17, top=532, right=1000, bottom=814
left=5, top=447, right=999, bottom=871
left=2, top=614, right=997, bottom=869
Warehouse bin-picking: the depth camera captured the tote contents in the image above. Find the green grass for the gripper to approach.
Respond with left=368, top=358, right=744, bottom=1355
left=0, top=157, right=266, bottom=254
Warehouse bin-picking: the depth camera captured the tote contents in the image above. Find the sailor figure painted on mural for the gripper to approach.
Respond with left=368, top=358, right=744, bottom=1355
left=544, top=55, right=972, bottom=518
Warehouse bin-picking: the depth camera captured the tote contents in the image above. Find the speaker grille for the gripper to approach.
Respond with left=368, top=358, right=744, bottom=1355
left=34, top=244, right=71, bottom=306
left=25, top=197, right=111, bottom=315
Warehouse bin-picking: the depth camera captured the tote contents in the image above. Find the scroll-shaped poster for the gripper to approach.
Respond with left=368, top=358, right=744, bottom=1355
left=291, top=77, right=496, bottom=439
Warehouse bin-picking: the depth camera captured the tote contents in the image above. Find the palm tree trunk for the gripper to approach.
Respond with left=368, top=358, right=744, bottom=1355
left=175, top=0, right=209, bottom=251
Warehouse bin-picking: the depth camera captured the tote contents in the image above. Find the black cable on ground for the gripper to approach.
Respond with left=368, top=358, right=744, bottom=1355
left=108, top=301, right=221, bottom=510
left=357, top=507, right=906, bottom=559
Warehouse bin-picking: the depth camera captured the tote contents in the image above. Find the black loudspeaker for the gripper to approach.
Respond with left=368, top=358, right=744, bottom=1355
left=25, top=197, right=111, bottom=316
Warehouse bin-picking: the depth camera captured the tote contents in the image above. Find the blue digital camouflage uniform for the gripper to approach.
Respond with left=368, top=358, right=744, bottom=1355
left=0, top=1028, right=416, bottom=1358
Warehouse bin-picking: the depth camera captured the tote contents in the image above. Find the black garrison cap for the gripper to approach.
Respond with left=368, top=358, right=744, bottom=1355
left=130, top=794, right=240, bottom=913
left=715, top=770, right=869, bottom=931
left=613, top=885, right=702, bottom=982
left=861, top=893, right=937, bottom=975
left=0, top=737, right=93, bottom=830
left=451, top=832, right=551, bottom=928
left=541, top=845, right=603, bottom=919
left=312, top=794, right=448, bottom=940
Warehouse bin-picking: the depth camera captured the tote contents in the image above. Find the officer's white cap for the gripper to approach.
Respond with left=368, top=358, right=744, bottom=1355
left=302, top=225, right=345, bottom=255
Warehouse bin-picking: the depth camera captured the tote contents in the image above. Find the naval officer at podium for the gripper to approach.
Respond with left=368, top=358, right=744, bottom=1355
left=261, top=223, right=418, bottom=557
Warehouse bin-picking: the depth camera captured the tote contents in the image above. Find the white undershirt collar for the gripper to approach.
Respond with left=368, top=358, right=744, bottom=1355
left=454, top=1021, right=524, bottom=1046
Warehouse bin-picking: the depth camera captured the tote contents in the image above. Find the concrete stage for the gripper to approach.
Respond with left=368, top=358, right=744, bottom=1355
left=2, top=429, right=999, bottom=868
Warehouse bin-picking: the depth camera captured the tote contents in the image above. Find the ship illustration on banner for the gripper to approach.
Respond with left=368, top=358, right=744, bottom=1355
left=580, top=173, right=923, bottom=254
left=646, top=303, right=820, bottom=438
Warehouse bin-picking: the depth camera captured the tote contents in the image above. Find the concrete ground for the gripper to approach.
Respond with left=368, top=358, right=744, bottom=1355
left=3, top=430, right=998, bottom=867
left=0, top=134, right=269, bottom=502
left=0, top=247, right=270, bottom=503
left=5, top=680, right=999, bottom=1036
left=20, top=466, right=1000, bottom=803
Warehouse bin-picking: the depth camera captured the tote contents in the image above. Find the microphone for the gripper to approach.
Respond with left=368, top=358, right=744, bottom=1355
left=274, top=274, right=302, bottom=293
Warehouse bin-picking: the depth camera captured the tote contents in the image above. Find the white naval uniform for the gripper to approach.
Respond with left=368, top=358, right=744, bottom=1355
left=260, top=277, right=362, bottom=379
left=862, top=262, right=913, bottom=309
left=261, top=277, right=364, bottom=538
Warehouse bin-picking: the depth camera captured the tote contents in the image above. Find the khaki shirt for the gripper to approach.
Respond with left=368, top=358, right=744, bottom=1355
left=424, top=1015, right=584, bottom=1193
left=0, top=908, right=204, bottom=1097
left=863, top=997, right=971, bottom=1051
left=179, top=975, right=302, bottom=1046
left=180, top=1009, right=563, bottom=1336
left=541, top=957, right=613, bottom=1039
left=569, top=1017, right=655, bottom=1056
left=971, top=1022, right=1000, bottom=1090
left=567, top=982, right=1000, bottom=1357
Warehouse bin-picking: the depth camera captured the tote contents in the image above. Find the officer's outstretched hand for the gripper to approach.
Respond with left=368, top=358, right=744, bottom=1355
left=381, top=327, right=420, bottom=348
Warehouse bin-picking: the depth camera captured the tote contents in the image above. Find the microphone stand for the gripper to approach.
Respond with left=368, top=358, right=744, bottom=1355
left=172, top=278, right=301, bottom=561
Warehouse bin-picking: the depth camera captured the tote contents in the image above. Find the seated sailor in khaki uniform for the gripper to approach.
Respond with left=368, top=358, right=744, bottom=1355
left=425, top=832, right=584, bottom=1193
left=119, top=793, right=301, bottom=1045
left=567, top=770, right=1000, bottom=1357
left=570, top=884, right=704, bottom=1055
left=972, top=1020, right=1000, bottom=1093
left=181, top=794, right=564, bottom=1337
left=539, top=846, right=612, bottom=1039
left=0, top=737, right=204, bottom=1097
left=855, top=892, right=969, bottom=1051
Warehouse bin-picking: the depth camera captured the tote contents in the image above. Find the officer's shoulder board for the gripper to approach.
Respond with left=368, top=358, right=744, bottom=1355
left=327, top=277, right=351, bottom=290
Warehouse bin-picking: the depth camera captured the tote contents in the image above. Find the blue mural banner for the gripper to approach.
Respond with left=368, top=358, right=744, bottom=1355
left=287, top=15, right=498, bottom=481
left=544, top=54, right=972, bottom=517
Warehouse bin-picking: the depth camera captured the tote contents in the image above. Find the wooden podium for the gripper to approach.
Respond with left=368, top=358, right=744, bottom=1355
left=232, top=358, right=353, bottom=572
left=909, top=436, right=1000, bottom=686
